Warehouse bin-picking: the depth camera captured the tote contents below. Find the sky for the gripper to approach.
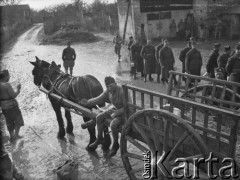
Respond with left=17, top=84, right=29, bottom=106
left=21, top=0, right=116, bottom=10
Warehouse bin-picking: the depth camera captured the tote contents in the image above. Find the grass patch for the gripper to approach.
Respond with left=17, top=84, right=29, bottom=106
left=40, top=29, right=99, bottom=45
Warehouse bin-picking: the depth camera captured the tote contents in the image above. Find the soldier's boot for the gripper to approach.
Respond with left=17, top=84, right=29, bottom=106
left=89, top=136, right=104, bottom=149
left=108, top=142, right=120, bottom=157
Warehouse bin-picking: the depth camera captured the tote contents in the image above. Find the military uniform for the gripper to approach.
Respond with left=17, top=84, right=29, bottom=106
left=140, top=44, right=156, bottom=76
left=217, top=53, right=230, bottom=80
left=206, top=49, right=220, bottom=78
left=226, top=54, right=240, bottom=84
left=130, top=43, right=144, bottom=77
left=113, top=36, right=122, bottom=61
left=62, top=46, right=76, bottom=75
left=185, top=48, right=202, bottom=76
left=179, top=46, right=191, bottom=74
left=159, top=46, right=175, bottom=82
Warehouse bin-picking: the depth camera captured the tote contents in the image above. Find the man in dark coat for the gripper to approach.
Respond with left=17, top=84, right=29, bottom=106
left=185, top=41, right=202, bottom=80
left=130, top=38, right=144, bottom=79
left=179, top=41, right=191, bottom=81
left=128, top=36, right=134, bottom=76
left=217, top=45, right=231, bottom=80
left=159, top=39, right=175, bottom=84
left=226, top=44, right=240, bottom=88
left=206, top=43, right=221, bottom=78
left=155, top=38, right=164, bottom=83
left=62, top=41, right=76, bottom=76
left=140, top=40, right=156, bottom=82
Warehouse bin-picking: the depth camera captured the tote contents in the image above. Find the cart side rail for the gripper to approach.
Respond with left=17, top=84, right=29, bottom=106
left=123, top=84, right=240, bottom=159
left=168, top=71, right=240, bottom=110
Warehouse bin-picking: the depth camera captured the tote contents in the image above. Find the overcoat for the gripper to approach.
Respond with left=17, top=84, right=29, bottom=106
left=206, top=50, right=219, bottom=78
left=159, top=46, right=175, bottom=79
left=226, top=54, right=240, bottom=83
left=130, top=43, right=144, bottom=72
left=185, top=48, right=202, bottom=76
left=179, top=46, right=191, bottom=73
left=140, top=44, right=156, bottom=74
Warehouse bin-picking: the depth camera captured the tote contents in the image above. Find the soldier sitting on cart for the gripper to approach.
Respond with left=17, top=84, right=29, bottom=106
left=80, top=76, right=132, bottom=157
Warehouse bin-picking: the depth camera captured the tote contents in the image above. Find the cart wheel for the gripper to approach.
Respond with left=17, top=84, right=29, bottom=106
left=121, top=109, right=211, bottom=180
left=182, top=84, right=240, bottom=109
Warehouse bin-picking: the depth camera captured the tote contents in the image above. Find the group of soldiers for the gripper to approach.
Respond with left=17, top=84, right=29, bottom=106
left=126, top=37, right=175, bottom=83
left=123, top=35, right=240, bottom=86
left=127, top=36, right=179, bottom=84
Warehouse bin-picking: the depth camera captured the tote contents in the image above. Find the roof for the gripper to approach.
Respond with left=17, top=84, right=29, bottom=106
left=0, top=4, right=30, bottom=11
left=222, top=5, right=240, bottom=14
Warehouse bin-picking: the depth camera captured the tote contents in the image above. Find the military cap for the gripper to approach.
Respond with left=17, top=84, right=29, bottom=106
left=105, top=76, right=116, bottom=86
left=214, top=43, right=221, bottom=48
left=224, top=45, right=231, bottom=51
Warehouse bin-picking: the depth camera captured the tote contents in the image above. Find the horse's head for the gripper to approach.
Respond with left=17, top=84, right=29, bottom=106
left=30, top=56, right=50, bottom=87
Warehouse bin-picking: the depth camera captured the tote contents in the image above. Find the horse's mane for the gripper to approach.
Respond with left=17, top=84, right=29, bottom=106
left=41, top=60, right=50, bottom=68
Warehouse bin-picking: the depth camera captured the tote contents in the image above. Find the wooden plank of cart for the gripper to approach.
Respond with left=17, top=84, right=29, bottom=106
left=39, top=71, right=240, bottom=179
left=121, top=84, right=240, bottom=179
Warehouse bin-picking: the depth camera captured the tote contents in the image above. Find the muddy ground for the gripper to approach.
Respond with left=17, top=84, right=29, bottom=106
left=0, top=23, right=239, bottom=180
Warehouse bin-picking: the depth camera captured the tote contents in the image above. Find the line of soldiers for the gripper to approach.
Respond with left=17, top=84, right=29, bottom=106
left=128, top=37, right=177, bottom=84
left=180, top=38, right=240, bottom=85
left=128, top=35, right=240, bottom=87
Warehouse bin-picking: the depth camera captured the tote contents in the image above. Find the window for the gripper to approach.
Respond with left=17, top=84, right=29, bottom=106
left=147, top=12, right=171, bottom=21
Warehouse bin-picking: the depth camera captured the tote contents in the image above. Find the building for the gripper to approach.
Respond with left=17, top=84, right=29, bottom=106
left=0, top=4, right=32, bottom=43
left=117, top=0, right=240, bottom=41
left=0, top=4, right=32, bottom=26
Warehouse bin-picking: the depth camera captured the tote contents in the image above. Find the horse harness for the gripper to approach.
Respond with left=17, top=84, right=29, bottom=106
left=42, top=66, right=94, bottom=103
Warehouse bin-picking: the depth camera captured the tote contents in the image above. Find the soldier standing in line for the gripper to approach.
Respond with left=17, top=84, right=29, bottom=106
left=217, top=45, right=231, bottom=80
left=179, top=41, right=191, bottom=81
left=62, top=41, right=76, bottom=76
left=130, top=38, right=144, bottom=79
left=185, top=41, right=202, bottom=85
left=140, top=39, right=156, bottom=82
left=113, top=32, right=123, bottom=62
left=226, top=44, right=240, bottom=84
left=159, top=39, right=175, bottom=85
left=155, top=38, right=164, bottom=83
left=128, top=36, right=134, bottom=76
left=206, top=43, right=221, bottom=78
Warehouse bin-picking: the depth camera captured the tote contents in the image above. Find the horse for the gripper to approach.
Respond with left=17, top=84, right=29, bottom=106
left=30, top=56, right=111, bottom=151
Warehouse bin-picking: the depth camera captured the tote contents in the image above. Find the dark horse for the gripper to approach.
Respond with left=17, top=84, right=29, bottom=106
left=30, top=56, right=111, bottom=151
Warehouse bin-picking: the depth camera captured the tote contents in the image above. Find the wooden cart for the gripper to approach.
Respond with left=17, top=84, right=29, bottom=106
left=40, top=72, right=240, bottom=179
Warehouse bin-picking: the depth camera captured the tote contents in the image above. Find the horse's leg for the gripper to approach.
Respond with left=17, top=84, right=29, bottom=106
left=83, top=117, right=96, bottom=151
left=50, top=98, right=65, bottom=138
left=102, top=126, right=111, bottom=151
left=65, top=109, right=74, bottom=135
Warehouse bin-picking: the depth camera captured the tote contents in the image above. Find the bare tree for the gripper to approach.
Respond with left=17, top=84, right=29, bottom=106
left=0, top=0, right=21, bottom=5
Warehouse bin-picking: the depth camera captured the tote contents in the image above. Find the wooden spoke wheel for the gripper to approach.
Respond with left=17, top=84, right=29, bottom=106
left=121, top=109, right=211, bottom=180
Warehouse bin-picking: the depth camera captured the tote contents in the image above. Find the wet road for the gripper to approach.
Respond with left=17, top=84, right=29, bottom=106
left=1, top=23, right=141, bottom=180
